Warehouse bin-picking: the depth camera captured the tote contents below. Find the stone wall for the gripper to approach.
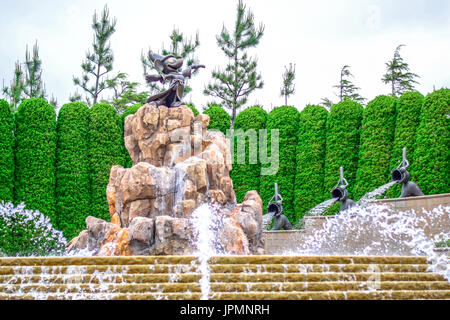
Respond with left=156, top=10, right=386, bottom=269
left=263, top=193, right=450, bottom=254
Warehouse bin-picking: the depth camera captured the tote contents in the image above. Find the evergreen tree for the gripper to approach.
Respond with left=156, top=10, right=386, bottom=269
left=23, top=41, right=46, bottom=100
left=102, top=72, right=147, bottom=113
left=280, top=63, right=296, bottom=106
left=204, top=0, right=264, bottom=124
left=73, top=5, right=117, bottom=106
left=141, top=28, right=201, bottom=96
left=382, top=44, right=420, bottom=97
left=2, top=61, right=25, bottom=112
left=333, top=65, right=365, bottom=104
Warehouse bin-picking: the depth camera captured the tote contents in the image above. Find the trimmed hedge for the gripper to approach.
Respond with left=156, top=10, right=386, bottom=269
left=89, top=103, right=125, bottom=221
left=324, top=100, right=363, bottom=208
left=186, top=103, right=199, bottom=117
left=412, top=89, right=450, bottom=195
left=14, top=98, right=57, bottom=224
left=353, top=95, right=397, bottom=200
left=55, top=102, right=91, bottom=240
left=0, top=100, right=14, bottom=202
left=387, top=91, right=424, bottom=198
left=230, top=106, right=268, bottom=202
left=203, top=105, right=231, bottom=134
left=260, top=106, right=300, bottom=224
left=294, top=105, right=328, bottom=220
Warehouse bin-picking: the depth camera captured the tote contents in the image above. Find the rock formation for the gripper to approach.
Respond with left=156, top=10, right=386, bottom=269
left=66, top=104, right=264, bottom=256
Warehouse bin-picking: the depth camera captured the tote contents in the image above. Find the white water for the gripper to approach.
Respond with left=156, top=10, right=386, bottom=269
left=357, top=181, right=396, bottom=206
left=262, top=212, right=275, bottom=230
left=290, top=203, right=450, bottom=281
left=306, top=198, right=339, bottom=216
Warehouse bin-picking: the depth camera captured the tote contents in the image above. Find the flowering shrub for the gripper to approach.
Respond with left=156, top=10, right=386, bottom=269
left=0, top=201, right=66, bottom=257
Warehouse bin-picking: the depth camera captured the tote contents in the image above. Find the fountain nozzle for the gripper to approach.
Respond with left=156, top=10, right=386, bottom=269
left=390, top=147, right=424, bottom=198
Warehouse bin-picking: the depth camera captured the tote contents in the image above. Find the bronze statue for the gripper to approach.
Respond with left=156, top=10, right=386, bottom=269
left=145, top=51, right=205, bottom=108
left=268, top=183, right=293, bottom=230
left=331, top=167, right=356, bottom=212
left=391, top=148, right=424, bottom=198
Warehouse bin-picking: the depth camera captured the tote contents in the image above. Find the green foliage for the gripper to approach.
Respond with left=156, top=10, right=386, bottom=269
left=203, top=105, right=231, bottom=134
left=387, top=91, right=424, bottom=198
left=89, top=103, right=124, bottom=221
left=412, top=89, right=450, bottom=195
left=102, top=72, right=147, bottom=113
left=294, top=105, right=328, bottom=219
left=14, top=98, right=57, bottom=224
left=280, top=63, right=296, bottom=106
left=0, top=202, right=66, bottom=257
left=230, top=106, right=268, bottom=202
left=353, top=95, right=397, bottom=200
left=324, top=100, right=363, bottom=206
left=55, top=102, right=91, bottom=240
left=203, top=0, right=264, bottom=123
left=260, top=106, right=300, bottom=223
left=23, top=41, right=46, bottom=100
left=186, top=103, right=199, bottom=117
left=2, top=61, right=25, bottom=112
left=0, top=100, right=15, bottom=202
left=334, top=65, right=366, bottom=104
left=121, top=103, right=144, bottom=168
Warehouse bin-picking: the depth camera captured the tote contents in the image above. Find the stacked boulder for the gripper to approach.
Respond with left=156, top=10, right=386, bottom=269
left=67, top=104, right=264, bottom=256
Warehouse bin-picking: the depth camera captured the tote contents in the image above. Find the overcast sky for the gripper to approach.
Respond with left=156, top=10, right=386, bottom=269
left=1, top=0, right=449, bottom=113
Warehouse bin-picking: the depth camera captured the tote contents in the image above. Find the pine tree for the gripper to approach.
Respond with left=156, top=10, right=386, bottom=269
left=382, top=44, right=420, bottom=97
left=204, top=0, right=264, bottom=124
left=141, top=28, right=201, bottom=96
left=102, top=72, right=147, bottom=113
left=2, top=61, right=25, bottom=112
left=334, top=65, right=365, bottom=104
left=280, top=63, right=296, bottom=106
left=23, top=41, right=46, bottom=99
left=73, top=5, right=117, bottom=106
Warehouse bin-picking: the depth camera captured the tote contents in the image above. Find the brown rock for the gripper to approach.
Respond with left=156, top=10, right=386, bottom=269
left=85, top=216, right=118, bottom=253
left=154, top=216, right=195, bottom=255
left=128, top=217, right=155, bottom=255
left=66, top=230, right=89, bottom=253
left=99, top=227, right=131, bottom=256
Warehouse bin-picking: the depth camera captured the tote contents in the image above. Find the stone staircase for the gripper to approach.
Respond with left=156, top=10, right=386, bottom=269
left=0, top=256, right=448, bottom=300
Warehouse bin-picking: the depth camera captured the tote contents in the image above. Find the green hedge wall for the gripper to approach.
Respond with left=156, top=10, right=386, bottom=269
left=412, top=89, right=450, bottom=195
left=203, top=105, right=231, bottom=134
left=89, top=103, right=125, bottom=221
left=230, top=106, right=268, bottom=203
left=0, top=100, right=15, bottom=202
left=260, top=106, right=300, bottom=223
left=55, top=102, right=91, bottom=240
left=324, top=100, right=363, bottom=208
left=353, top=95, right=397, bottom=200
left=294, top=105, right=328, bottom=220
left=14, top=98, right=57, bottom=224
left=387, top=91, right=424, bottom=198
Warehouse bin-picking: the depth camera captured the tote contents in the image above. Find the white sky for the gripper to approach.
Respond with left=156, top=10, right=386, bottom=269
left=1, top=0, right=449, bottom=113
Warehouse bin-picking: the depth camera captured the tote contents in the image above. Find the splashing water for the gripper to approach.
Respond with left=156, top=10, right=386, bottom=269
left=357, top=181, right=397, bottom=206
left=190, top=203, right=221, bottom=300
left=291, top=203, right=450, bottom=281
left=262, top=212, right=275, bottom=230
left=306, top=198, right=339, bottom=216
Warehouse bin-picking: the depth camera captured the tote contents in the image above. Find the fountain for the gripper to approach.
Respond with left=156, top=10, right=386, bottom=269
left=263, top=183, right=293, bottom=230
left=390, top=147, right=424, bottom=198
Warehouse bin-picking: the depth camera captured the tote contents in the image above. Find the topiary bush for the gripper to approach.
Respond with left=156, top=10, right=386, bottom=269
left=260, top=106, right=300, bottom=224
left=186, top=103, right=199, bottom=117
left=387, top=91, right=424, bottom=198
left=230, top=106, right=268, bottom=202
left=324, top=100, right=363, bottom=212
left=55, top=102, right=91, bottom=241
left=89, top=103, right=125, bottom=221
left=0, top=99, right=14, bottom=202
left=0, top=201, right=66, bottom=256
left=353, top=95, right=397, bottom=200
left=14, top=98, right=57, bottom=224
left=294, top=105, right=328, bottom=220
left=203, top=105, right=231, bottom=134
left=412, top=88, right=450, bottom=195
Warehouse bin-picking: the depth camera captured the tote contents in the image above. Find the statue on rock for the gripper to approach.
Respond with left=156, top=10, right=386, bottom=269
left=145, top=51, right=205, bottom=108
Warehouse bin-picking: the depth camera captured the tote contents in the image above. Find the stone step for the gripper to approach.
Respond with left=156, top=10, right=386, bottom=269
left=0, top=272, right=445, bottom=285
left=1, top=290, right=449, bottom=300
left=1, top=281, right=449, bottom=295
left=0, top=255, right=430, bottom=267
left=0, top=263, right=433, bottom=276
